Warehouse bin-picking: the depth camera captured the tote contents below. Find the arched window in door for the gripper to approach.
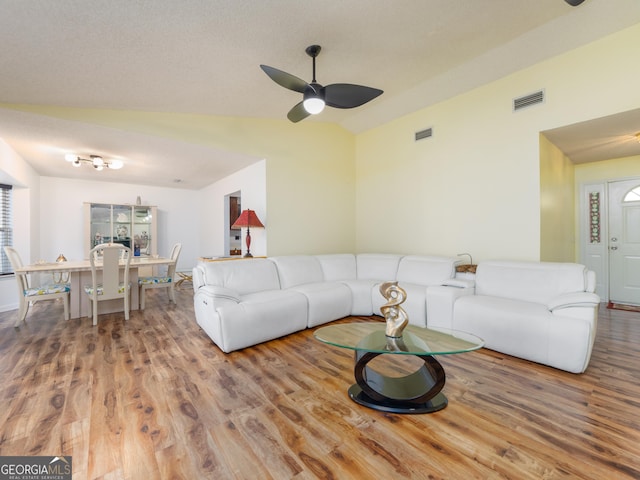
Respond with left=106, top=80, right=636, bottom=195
left=623, top=186, right=640, bottom=202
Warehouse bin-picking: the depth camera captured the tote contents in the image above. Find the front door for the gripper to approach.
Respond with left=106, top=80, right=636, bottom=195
left=608, top=179, right=640, bottom=305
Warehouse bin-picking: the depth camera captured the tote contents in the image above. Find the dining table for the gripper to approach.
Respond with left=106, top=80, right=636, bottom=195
left=15, top=256, right=175, bottom=319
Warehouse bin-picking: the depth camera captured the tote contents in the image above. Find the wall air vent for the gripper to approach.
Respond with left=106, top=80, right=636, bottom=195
left=415, top=127, right=433, bottom=141
left=513, top=89, right=545, bottom=112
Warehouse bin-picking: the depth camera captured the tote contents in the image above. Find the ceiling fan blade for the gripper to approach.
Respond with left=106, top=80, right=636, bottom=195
left=287, top=102, right=311, bottom=123
left=260, top=65, right=308, bottom=93
left=323, top=84, right=383, bottom=109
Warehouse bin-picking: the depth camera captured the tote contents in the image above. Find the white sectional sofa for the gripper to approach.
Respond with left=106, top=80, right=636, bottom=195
left=433, top=261, right=600, bottom=373
left=192, top=253, right=460, bottom=352
left=192, top=255, right=600, bottom=373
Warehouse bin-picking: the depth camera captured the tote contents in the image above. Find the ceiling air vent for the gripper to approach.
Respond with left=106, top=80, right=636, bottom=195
left=513, top=89, right=545, bottom=112
left=415, top=127, right=433, bottom=141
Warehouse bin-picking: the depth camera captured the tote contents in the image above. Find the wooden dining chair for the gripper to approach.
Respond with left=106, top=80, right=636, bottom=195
left=3, top=246, right=70, bottom=327
left=138, top=243, right=182, bottom=310
left=84, top=243, right=131, bottom=326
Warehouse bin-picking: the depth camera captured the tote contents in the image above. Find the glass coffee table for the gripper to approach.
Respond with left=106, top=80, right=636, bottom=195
left=314, top=322, right=484, bottom=414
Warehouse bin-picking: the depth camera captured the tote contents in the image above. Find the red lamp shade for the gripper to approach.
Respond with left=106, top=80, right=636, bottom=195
left=231, top=209, right=264, bottom=229
left=231, top=209, right=264, bottom=257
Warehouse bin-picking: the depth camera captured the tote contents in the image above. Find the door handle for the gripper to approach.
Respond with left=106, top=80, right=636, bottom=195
left=611, top=237, right=618, bottom=242
left=611, top=246, right=618, bottom=250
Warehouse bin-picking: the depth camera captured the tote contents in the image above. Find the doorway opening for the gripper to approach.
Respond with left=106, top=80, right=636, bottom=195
left=580, top=177, right=640, bottom=306
left=224, top=191, right=242, bottom=257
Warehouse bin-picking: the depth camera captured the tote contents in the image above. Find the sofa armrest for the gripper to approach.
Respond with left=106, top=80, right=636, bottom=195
left=196, top=285, right=241, bottom=306
left=195, top=285, right=241, bottom=304
left=547, top=292, right=601, bottom=311
left=192, top=265, right=206, bottom=291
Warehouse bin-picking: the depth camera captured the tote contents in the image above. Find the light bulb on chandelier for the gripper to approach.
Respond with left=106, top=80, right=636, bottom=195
left=64, top=153, right=124, bottom=170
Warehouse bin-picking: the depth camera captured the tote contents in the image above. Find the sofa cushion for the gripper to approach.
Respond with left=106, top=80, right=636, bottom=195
left=289, top=282, right=353, bottom=327
left=342, top=280, right=379, bottom=315
left=396, top=255, right=457, bottom=285
left=356, top=254, right=402, bottom=280
left=475, top=261, right=588, bottom=304
left=316, top=254, right=357, bottom=281
left=202, top=258, right=280, bottom=295
left=269, top=256, right=324, bottom=288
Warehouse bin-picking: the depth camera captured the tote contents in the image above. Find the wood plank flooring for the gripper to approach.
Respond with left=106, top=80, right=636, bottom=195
left=0, top=289, right=639, bottom=479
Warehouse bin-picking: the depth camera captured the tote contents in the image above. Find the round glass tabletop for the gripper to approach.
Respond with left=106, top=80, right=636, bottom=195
left=314, top=322, right=484, bottom=356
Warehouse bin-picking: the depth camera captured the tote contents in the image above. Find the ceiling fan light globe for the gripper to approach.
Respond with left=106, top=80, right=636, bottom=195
left=303, top=98, right=325, bottom=114
left=65, top=154, right=78, bottom=162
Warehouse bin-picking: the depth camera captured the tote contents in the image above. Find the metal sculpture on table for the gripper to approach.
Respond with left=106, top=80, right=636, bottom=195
left=379, top=281, right=409, bottom=338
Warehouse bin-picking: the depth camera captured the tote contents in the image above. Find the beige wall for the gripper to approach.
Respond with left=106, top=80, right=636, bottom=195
left=355, top=23, right=640, bottom=262
left=539, top=134, right=575, bottom=262
left=575, top=155, right=640, bottom=184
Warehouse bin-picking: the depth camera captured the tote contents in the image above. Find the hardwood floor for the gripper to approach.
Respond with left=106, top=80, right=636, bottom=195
left=0, top=289, right=639, bottom=479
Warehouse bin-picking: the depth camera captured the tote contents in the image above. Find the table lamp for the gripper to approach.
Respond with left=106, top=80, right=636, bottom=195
left=231, top=209, right=264, bottom=257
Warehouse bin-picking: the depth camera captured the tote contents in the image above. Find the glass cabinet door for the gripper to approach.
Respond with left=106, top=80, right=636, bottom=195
left=112, top=205, right=131, bottom=249
left=132, top=206, right=153, bottom=257
left=90, top=204, right=111, bottom=248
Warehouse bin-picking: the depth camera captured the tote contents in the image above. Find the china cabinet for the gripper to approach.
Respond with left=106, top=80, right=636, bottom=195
left=83, top=203, right=158, bottom=261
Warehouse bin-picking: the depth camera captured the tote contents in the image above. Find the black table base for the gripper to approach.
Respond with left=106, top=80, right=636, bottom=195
left=349, top=350, right=448, bottom=414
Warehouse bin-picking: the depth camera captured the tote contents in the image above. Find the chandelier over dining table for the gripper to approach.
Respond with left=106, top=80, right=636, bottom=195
left=64, top=153, right=123, bottom=171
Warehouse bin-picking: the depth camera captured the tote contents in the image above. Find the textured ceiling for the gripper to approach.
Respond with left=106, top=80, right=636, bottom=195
left=1, top=0, right=640, bottom=188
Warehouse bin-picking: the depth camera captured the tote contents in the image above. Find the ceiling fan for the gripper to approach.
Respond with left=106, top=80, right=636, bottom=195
left=260, top=45, right=383, bottom=123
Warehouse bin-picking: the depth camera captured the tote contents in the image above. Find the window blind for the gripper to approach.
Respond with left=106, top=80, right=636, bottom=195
left=0, top=184, right=13, bottom=275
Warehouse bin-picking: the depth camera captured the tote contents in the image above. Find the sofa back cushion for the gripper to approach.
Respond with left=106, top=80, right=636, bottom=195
left=356, top=254, right=402, bottom=280
left=397, top=255, right=457, bottom=286
left=475, top=261, right=588, bottom=304
left=316, top=254, right=357, bottom=281
left=202, top=258, right=281, bottom=295
left=270, top=256, right=324, bottom=288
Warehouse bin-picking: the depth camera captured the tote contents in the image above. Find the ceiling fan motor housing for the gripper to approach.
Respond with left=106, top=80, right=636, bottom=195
left=304, top=82, right=324, bottom=101
left=305, top=45, right=322, bottom=58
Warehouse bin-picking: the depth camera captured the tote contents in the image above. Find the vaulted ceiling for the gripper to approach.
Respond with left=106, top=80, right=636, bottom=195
left=1, top=0, right=640, bottom=188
